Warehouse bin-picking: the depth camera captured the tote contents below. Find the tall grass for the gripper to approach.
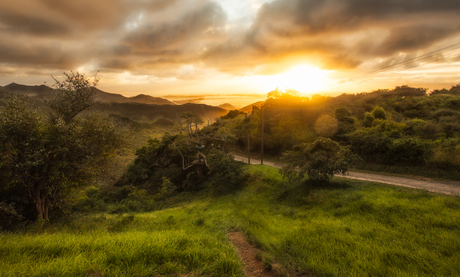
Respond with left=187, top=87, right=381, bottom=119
left=0, top=202, right=244, bottom=277
left=236, top=165, right=460, bottom=276
left=2, top=165, right=460, bottom=276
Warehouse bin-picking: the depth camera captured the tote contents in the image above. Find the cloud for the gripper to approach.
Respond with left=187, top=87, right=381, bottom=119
left=0, top=38, right=75, bottom=69
left=0, top=11, right=69, bottom=36
left=1, top=0, right=460, bottom=81
left=124, top=3, right=226, bottom=52
left=202, top=0, right=460, bottom=74
left=95, top=2, right=228, bottom=76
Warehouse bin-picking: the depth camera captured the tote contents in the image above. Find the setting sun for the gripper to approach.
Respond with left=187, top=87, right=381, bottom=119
left=254, top=64, right=333, bottom=94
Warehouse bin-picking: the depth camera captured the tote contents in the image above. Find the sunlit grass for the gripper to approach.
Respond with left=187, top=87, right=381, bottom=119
left=2, top=165, right=460, bottom=276
left=237, top=166, right=460, bottom=276
left=0, top=203, right=243, bottom=277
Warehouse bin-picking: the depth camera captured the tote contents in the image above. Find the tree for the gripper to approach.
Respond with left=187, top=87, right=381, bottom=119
left=362, top=112, right=375, bottom=127
left=371, top=106, right=386, bottom=120
left=315, top=114, right=338, bottom=137
left=47, top=71, right=99, bottom=124
left=281, top=137, right=360, bottom=181
left=206, top=149, right=243, bottom=191
left=0, top=72, right=124, bottom=221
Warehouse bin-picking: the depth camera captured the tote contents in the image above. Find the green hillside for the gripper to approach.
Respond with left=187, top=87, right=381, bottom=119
left=1, top=165, right=459, bottom=276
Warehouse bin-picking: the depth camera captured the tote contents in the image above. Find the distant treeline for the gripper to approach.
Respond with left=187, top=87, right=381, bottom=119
left=213, top=84, right=460, bottom=178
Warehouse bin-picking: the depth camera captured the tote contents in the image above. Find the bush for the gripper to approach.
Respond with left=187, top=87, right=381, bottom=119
left=371, top=106, right=386, bottom=120
left=206, top=149, right=244, bottom=191
left=156, top=177, right=177, bottom=200
left=0, top=202, right=23, bottom=231
left=362, top=112, right=374, bottom=127
left=281, top=137, right=360, bottom=181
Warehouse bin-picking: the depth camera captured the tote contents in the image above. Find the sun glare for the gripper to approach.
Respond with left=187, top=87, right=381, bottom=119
left=254, top=64, right=333, bottom=94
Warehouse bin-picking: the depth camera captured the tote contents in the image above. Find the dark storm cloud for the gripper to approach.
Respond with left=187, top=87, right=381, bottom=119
left=376, top=25, right=460, bottom=55
left=258, top=0, right=460, bottom=35
left=355, top=25, right=460, bottom=57
left=0, top=11, right=69, bottom=36
left=0, top=40, right=78, bottom=69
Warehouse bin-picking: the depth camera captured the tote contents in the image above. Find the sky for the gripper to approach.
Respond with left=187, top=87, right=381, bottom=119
left=1, top=0, right=460, bottom=107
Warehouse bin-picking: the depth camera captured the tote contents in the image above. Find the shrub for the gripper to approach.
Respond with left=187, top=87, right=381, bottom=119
left=156, top=177, right=177, bottom=200
left=371, top=106, right=386, bottom=120
left=206, top=149, right=244, bottom=191
left=362, top=112, right=374, bottom=127
left=281, top=137, right=360, bottom=181
left=0, top=202, right=23, bottom=231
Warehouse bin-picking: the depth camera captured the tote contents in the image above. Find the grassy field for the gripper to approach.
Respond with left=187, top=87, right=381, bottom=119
left=2, top=165, right=460, bottom=276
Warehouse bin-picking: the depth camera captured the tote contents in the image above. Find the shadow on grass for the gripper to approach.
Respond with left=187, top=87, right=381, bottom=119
left=304, top=178, right=352, bottom=190
left=273, top=178, right=353, bottom=208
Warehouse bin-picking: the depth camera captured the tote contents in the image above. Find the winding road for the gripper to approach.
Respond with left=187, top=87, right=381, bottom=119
left=233, top=154, right=460, bottom=196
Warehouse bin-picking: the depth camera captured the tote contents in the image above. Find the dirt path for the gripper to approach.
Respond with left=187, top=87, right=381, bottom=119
left=228, top=232, right=278, bottom=277
left=233, top=154, right=460, bottom=196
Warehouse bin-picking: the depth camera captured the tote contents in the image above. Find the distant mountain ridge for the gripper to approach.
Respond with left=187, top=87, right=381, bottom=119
left=92, top=102, right=228, bottom=122
left=0, top=85, right=10, bottom=96
left=218, top=103, right=237, bottom=110
left=1, top=82, right=228, bottom=121
left=2, top=83, right=175, bottom=105
left=239, top=101, right=265, bottom=113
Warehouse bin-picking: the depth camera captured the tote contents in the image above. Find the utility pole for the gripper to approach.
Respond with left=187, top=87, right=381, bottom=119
left=248, top=134, right=251, bottom=165
left=261, top=104, right=264, bottom=165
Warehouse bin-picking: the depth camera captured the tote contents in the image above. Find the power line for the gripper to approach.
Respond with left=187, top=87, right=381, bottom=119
left=322, top=41, right=460, bottom=93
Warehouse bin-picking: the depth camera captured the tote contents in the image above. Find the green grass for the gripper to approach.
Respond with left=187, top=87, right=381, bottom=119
left=353, top=162, right=460, bottom=182
left=0, top=202, right=244, bottom=277
left=2, top=165, right=460, bottom=276
left=237, top=166, right=460, bottom=276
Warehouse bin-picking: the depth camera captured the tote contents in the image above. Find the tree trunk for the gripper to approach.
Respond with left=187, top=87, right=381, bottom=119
left=44, top=204, right=49, bottom=221
left=197, top=164, right=203, bottom=182
left=34, top=189, right=50, bottom=221
left=197, top=155, right=203, bottom=181
left=34, top=191, right=45, bottom=220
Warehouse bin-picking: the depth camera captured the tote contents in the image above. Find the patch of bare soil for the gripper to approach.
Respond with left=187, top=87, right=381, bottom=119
left=228, top=231, right=278, bottom=277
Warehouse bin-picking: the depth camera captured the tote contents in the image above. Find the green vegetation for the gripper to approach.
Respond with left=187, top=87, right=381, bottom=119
left=2, top=76, right=460, bottom=276
left=214, top=85, right=460, bottom=180
left=0, top=73, right=125, bottom=223
left=281, top=137, right=360, bottom=181
left=1, top=165, right=460, bottom=276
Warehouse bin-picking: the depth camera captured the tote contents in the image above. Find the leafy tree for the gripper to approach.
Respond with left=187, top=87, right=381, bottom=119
left=206, top=149, right=243, bottom=191
left=281, top=137, right=360, bottom=181
left=362, top=112, right=375, bottom=127
left=221, top=110, right=245, bottom=119
left=315, top=114, right=338, bottom=137
left=450, top=84, right=460, bottom=95
left=333, top=107, right=356, bottom=141
left=47, top=71, right=99, bottom=124
left=371, top=106, right=386, bottom=120
left=0, top=73, right=124, bottom=221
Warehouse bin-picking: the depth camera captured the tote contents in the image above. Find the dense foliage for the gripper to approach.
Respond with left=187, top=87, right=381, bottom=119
left=214, top=84, right=460, bottom=179
left=0, top=73, right=125, bottom=225
left=112, top=126, right=245, bottom=205
left=281, top=137, right=360, bottom=181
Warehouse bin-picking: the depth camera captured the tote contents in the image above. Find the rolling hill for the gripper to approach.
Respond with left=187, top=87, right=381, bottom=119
left=0, top=82, right=227, bottom=122
left=90, top=102, right=227, bottom=122
left=238, top=101, right=265, bottom=113
left=2, top=83, right=175, bottom=105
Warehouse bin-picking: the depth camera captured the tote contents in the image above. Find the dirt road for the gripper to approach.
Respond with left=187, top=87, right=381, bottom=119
left=233, top=154, right=460, bottom=196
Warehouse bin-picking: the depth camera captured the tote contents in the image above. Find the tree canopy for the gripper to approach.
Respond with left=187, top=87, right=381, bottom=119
left=281, top=137, right=360, bottom=181
left=0, top=72, right=125, bottom=222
